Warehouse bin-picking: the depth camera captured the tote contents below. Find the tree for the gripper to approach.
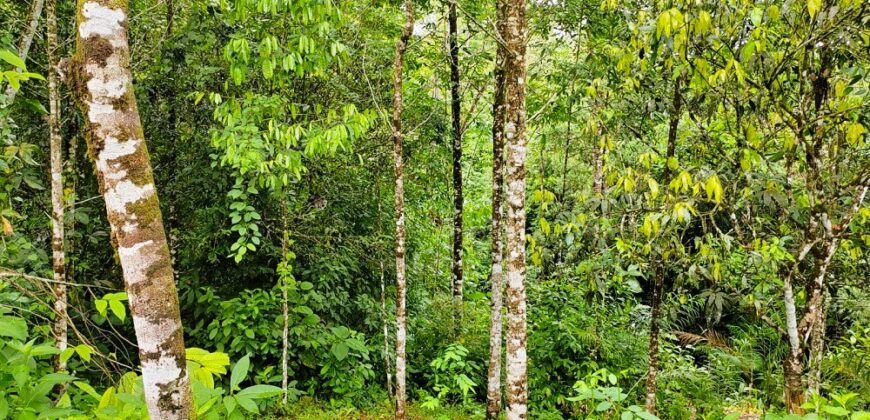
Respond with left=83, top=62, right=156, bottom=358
left=502, top=0, right=528, bottom=416
left=448, top=0, right=464, bottom=334
left=45, top=0, right=66, bottom=379
left=392, top=1, right=414, bottom=417
left=645, top=74, right=684, bottom=413
left=67, top=1, right=191, bottom=417
left=485, top=0, right=508, bottom=417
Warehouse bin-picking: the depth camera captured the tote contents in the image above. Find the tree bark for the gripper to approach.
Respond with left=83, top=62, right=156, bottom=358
left=782, top=234, right=815, bottom=413
left=805, top=185, right=867, bottom=395
left=392, top=2, right=414, bottom=418
left=166, top=0, right=174, bottom=36
left=448, top=0, right=464, bottom=334
left=502, top=0, right=528, bottom=416
left=485, top=1, right=508, bottom=415
left=381, top=260, right=394, bottom=398
left=5, top=0, right=46, bottom=102
left=46, top=0, right=67, bottom=381
left=280, top=200, right=290, bottom=404
left=591, top=133, right=605, bottom=195
left=69, top=2, right=191, bottom=417
left=645, top=75, right=682, bottom=414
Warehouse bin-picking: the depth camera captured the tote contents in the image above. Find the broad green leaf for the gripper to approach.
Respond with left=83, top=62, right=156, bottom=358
left=109, top=299, right=126, bottom=321
left=75, top=344, right=93, bottom=362
left=331, top=342, right=349, bottom=361
left=235, top=395, right=258, bottom=414
left=0, top=315, right=27, bottom=340
left=230, top=354, right=251, bottom=390
left=0, top=50, right=26, bottom=69
left=237, top=384, right=282, bottom=399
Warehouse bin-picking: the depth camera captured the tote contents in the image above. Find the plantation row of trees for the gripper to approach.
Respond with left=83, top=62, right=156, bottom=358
left=0, top=0, right=868, bottom=419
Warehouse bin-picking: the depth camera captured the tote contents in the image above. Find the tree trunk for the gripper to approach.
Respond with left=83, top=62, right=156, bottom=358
left=448, top=0, right=464, bottom=334
left=502, top=0, right=528, bottom=416
left=485, top=1, right=508, bottom=415
left=645, top=267, right=663, bottom=411
left=783, top=264, right=805, bottom=413
left=645, top=75, right=683, bottom=414
left=805, top=185, right=867, bottom=395
left=381, top=260, right=394, bottom=398
left=69, top=2, right=191, bottom=417
left=280, top=201, right=290, bottom=404
left=591, top=134, right=605, bottom=195
left=46, top=0, right=67, bottom=381
left=392, top=2, right=414, bottom=418
left=166, top=0, right=174, bottom=36
left=5, top=0, right=46, bottom=102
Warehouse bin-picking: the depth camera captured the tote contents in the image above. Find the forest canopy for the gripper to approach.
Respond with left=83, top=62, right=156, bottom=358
left=0, top=0, right=868, bottom=419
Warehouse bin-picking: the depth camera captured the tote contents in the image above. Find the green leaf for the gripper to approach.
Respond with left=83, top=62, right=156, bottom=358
left=0, top=315, right=27, bottom=340
left=331, top=342, right=349, bottom=361
left=807, top=0, right=821, bottom=19
left=187, top=348, right=230, bottom=375
left=74, top=381, right=102, bottom=400
left=95, top=299, right=108, bottom=316
left=822, top=406, right=849, bottom=417
left=0, top=50, right=26, bottom=69
left=596, top=400, right=613, bottom=412
left=109, top=299, right=126, bottom=321
left=237, top=384, right=282, bottom=399
left=230, top=354, right=251, bottom=390
left=60, top=348, right=76, bottom=364
left=75, top=344, right=93, bottom=362
left=235, top=395, right=259, bottom=414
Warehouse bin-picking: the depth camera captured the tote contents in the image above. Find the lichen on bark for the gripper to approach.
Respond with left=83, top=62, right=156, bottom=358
left=70, top=1, right=191, bottom=418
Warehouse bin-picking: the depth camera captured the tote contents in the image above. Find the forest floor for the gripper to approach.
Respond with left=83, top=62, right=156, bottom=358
left=276, top=399, right=483, bottom=419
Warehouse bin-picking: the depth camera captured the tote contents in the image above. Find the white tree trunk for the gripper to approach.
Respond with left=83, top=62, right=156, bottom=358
left=46, top=0, right=67, bottom=379
left=485, top=1, right=507, bottom=415
left=70, top=2, right=191, bottom=417
left=502, top=0, right=529, bottom=417
left=392, top=2, right=414, bottom=418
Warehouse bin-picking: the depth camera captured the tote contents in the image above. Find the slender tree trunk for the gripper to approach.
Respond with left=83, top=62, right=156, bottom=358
left=392, top=2, right=414, bottom=418
left=280, top=200, right=290, bottom=404
left=784, top=277, right=805, bottom=414
left=560, top=40, right=580, bottom=201
left=502, top=0, right=528, bottom=416
left=46, top=0, right=67, bottom=381
left=782, top=235, right=813, bottom=414
left=591, top=143, right=605, bottom=195
left=448, top=0, right=464, bottom=334
left=805, top=185, right=867, bottom=395
left=381, top=260, right=394, bottom=398
left=69, top=2, right=191, bottom=417
left=376, top=185, right=394, bottom=399
left=5, top=0, right=46, bottom=102
left=645, top=75, right=682, bottom=414
left=806, top=290, right=827, bottom=396
left=166, top=0, right=174, bottom=36
left=485, top=2, right=508, bottom=415
left=645, top=267, right=664, bottom=412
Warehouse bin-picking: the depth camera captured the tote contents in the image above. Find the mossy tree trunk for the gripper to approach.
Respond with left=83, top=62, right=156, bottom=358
left=46, top=0, right=67, bottom=382
left=502, top=0, right=528, bottom=416
left=485, top=0, right=507, bottom=416
left=69, top=1, right=191, bottom=418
